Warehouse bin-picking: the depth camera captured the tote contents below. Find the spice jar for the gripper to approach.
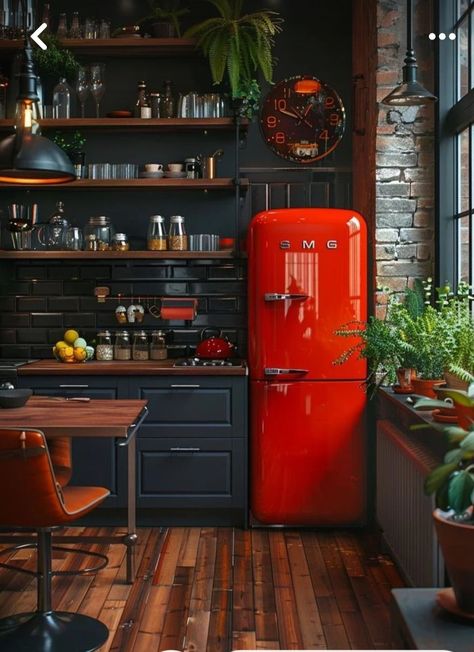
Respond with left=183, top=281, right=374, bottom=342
left=168, top=215, right=187, bottom=251
left=96, top=330, right=114, bottom=361
left=112, top=233, right=130, bottom=251
left=147, top=215, right=167, bottom=251
left=132, top=330, right=149, bottom=361
left=150, top=330, right=167, bottom=360
left=114, top=330, right=131, bottom=360
left=84, top=216, right=116, bottom=249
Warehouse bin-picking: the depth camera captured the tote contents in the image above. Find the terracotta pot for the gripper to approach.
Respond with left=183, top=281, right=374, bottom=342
left=395, top=367, right=416, bottom=389
left=444, top=370, right=470, bottom=390
left=433, top=510, right=474, bottom=613
left=453, top=402, right=474, bottom=430
left=411, top=377, right=444, bottom=398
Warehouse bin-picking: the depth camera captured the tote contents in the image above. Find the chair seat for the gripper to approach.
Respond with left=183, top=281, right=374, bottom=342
left=61, top=486, right=110, bottom=519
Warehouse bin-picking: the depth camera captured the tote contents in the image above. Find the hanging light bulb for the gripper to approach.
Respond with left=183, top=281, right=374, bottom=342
left=0, top=40, right=75, bottom=184
left=382, top=0, right=437, bottom=106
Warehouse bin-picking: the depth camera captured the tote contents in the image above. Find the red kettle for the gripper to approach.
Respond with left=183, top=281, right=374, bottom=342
left=195, top=328, right=235, bottom=359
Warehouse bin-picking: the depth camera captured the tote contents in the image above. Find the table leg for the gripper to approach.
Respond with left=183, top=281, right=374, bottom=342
left=125, top=433, right=137, bottom=583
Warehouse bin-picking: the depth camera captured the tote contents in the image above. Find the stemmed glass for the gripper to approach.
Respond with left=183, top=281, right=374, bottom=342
left=90, top=63, right=105, bottom=118
left=76, top=67, right=89, bottom=118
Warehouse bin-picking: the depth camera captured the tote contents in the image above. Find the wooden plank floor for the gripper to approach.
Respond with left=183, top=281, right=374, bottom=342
left=0, top=527, right=405, bottom=651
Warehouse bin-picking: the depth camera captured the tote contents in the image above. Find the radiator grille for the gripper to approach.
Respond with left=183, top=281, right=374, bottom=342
left=376, top=420, right=444, bottom=587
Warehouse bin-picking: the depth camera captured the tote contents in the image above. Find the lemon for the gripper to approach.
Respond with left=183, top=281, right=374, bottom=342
left=74, top=337, right=87, bottom=349
left=55, top=340, right=68, bottom=350
left=74, top=347, right=87, bottom=362
left=59, top=346, right=74, bottom=360
left=64, top=329, right=79, bottom=345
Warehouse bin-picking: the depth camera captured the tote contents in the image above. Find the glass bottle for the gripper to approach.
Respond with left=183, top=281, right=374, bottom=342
left=96, top=330, right=114, bottom=361
left=168, top=215, right=187, bottom=251
left=150, top=92, right=160, bottom=118
left=57, top=12, right=68, bottom=38
left=132, top=331, right=149, bottom=361
left=147, top=215, right=167, bottom=251
left=161, top=80, right=175, bottom=119
left=0, top=68, right=8, bottom=120
left=53, top=78, right=70, bottom=119
left=150, top=330, right=167, bottom=360
left=114, top=330, right=131, bottom=361
left=69, top=11, right=82, bottom=38
left=41, top=3, right=51, bottom=28
left=134, top=81, right=147, bottom=118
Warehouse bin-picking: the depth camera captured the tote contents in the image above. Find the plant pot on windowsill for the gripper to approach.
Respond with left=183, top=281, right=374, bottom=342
left=433, top=509, right=474, bottom=614
left=444, top=369, right=471, bottom=391
left=411, top=377, right=444, bottom=398
left=395, top=367, right=416, bottom=390
left=68, top=151, right=85, bottom=179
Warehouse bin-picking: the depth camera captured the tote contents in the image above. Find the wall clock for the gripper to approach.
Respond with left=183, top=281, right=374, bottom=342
left=260, top=75, right=346, bottom=163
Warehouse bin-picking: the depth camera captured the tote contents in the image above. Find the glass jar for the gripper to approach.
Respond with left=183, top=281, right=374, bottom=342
left=96, top=330, right=113, bottom=361
left=150, top=330, right=167, bottom=360
left=84, top=216, right=116, bottom=249
left=114, top=330, right=131, bottom=360
left=168, top=215, right=187, bottom=251
left=112, top=233, right=130, bottom=251
left=147, top=215, right=167, bottom=251
left=132, top=331, right=149, bottom=361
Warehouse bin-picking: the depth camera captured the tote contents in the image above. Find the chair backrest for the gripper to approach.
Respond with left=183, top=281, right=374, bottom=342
left=48, top=436, right=72, bottom=487
left=0, top=428, right=69, bottom=528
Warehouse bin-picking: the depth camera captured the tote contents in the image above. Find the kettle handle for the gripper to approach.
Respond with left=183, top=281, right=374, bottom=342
left=201, top=327, right=221, bottom=340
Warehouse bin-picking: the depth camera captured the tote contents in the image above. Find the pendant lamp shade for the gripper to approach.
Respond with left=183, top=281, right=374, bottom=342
left=0, top=41, right=75, bottom=184
left=382, top=0, right=437, bottom=106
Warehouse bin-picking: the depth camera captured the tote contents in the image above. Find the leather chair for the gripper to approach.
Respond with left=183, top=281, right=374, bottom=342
left=48, top=436, right=73, bottom=488
left=0, top=428, right=110, bottom=652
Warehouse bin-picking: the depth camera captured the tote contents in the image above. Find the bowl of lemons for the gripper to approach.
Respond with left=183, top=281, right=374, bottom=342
left=53, top=330, right=95, bottom=364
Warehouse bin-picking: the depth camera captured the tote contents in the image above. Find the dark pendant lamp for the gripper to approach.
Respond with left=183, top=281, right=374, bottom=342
left=0, top=39, right=75, bottom=184
left=382, top=0, right=437, bottom=106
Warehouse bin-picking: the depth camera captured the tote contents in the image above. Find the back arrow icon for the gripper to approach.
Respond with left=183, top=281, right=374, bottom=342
left=30, top=23, right=47, bottom=50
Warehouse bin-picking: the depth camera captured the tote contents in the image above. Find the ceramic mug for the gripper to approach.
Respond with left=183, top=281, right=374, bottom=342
left=144, top=163, right=163, bottom=172
left=168, top=163, right=184, bottom=172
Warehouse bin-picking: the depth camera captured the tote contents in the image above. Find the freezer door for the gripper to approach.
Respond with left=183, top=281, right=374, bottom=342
left=251, top=380, right=366, bottom=526
left=248, top=208, right=367, bottom=380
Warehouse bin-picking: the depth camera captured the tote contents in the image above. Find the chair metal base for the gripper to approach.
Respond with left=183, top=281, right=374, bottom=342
left=0, top=611, right=109, bottom=652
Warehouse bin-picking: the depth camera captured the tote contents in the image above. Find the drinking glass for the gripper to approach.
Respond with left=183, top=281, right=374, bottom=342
left=65, top=226, right=83, bottom=250
left=90, top=63, right=105, bottom=118
left=76, top=67, right=89, bottom=118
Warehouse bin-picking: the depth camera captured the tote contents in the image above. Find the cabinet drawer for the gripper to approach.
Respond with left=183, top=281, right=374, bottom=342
left=17, top=376, right=126, bottom=398
left=132, top=377, right=246, bottom=437
left=137, top=437, right=246, bottom=509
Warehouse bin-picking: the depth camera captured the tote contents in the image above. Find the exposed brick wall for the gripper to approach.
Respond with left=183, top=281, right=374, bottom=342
left=376, top=0, right=435, bottom=315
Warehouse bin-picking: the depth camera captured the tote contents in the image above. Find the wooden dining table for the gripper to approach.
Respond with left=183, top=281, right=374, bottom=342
left=0, top=396, right=148, bottom=583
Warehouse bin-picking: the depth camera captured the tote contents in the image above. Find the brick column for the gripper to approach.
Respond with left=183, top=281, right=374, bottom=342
left=376, top=0, right=435, bottom=316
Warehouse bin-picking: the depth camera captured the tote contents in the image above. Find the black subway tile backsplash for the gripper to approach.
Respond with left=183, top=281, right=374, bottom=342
left=0, top=260, right=247, bottom=359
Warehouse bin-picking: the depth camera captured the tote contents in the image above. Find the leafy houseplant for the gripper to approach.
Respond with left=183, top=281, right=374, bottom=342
left=184, top=0, right=283, bottom=117
left=33, top=35, right=80, bottom=84
left=416, top=387, right=474, bottom=613
left=139, top=0, right=189, bottom=37
left=52, top=131, right=86, bottom=177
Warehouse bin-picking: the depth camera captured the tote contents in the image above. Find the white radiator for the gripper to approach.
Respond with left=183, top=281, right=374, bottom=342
left=376, top=420, right=444, bottom=587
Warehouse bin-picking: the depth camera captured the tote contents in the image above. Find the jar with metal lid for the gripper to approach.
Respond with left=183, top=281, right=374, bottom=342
left=150, top=330, right=167, bottom=360
left=114, top=330, right=131, bottom=360
left=132, top=330, right=149, bottom=361
left=150, top=92, right=160, bottom=118
left=168, top=215, right=187, bottom=251
left=96, top=330, right=114, bottom=361
left=84, top=216, right=116, bottom=249
left=184, top=157, right=201, bottom=179
left=147, top=215, right=167, bottom=251
left=112, top=233, right=130, bottom=251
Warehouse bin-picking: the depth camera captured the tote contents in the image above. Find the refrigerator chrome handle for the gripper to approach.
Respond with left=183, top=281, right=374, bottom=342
left=264, top=368, right=309, bottom=376
left=264, top=293, right=309, bottom=302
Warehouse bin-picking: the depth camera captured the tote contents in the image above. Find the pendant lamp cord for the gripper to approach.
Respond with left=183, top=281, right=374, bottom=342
left=405, top=0, right=415, bottom=65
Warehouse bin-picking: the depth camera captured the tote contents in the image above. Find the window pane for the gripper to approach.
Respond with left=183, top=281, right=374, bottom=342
left=458, top=15, right=469, bottom=98
left=458, top=215, right=471, bottom=282
left=458, top=127, right=470, bottom=214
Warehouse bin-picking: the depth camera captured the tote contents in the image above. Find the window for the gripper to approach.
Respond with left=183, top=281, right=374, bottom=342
left=437, top=0, right=474, bottom=286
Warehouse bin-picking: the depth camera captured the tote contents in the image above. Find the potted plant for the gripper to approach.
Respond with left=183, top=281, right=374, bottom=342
left=33, top=35, right=80, bottom=106
left=184, top=0, right=283, bottom=118
left=52, top=131, right=86, bottom=178
left=444, top=281, right=474, bottom=389
left=421, top=385, right=474, bottom=614
left=139, top=0, right=189, bottom=37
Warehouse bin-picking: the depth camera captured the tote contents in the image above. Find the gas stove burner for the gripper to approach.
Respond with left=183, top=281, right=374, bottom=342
left=173, top=357, right=241, bottom=367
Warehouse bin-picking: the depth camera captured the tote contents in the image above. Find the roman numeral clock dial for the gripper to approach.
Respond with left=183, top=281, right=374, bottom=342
left=260, top=75, right=346, bottom=163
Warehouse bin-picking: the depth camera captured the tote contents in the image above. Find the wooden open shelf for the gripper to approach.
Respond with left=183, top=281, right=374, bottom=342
left=0, top=177, right=248, bottom=190
left=0, top=118, right=247, bottom=132
left=0, top=37, right=198, bottom=57
left=0, top=250, right=237, bottom=260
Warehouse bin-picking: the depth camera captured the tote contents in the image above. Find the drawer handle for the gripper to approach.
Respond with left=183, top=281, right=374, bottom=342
left=170, top=384, right=201, bottom=388
left=59, top=384, right=89, bottom=388
left=169, top=447, right=201, bottom=452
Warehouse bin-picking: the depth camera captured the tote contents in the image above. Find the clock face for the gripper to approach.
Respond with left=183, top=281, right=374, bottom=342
left=260, top=75, right=346, bottom=163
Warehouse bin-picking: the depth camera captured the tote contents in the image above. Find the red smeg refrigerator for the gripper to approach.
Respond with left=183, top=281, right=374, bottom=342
left=248, top=208, right=367, bottom=526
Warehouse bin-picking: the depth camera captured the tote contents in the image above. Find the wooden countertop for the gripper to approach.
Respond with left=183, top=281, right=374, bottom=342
left=18, top=359, right=248, bottom=376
